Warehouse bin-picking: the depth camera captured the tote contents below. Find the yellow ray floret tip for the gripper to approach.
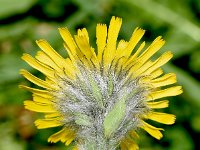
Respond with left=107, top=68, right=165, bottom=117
left=141, top=121, right=164, bottom=140
left=146, top=112, right=176, bottom=125
left=35, top=118, right=63, bottom=129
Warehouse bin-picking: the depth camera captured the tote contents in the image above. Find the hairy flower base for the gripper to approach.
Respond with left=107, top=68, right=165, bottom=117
left=20, top=16, right=183, bottom=150
left=55, top=63, right=149, bottom=149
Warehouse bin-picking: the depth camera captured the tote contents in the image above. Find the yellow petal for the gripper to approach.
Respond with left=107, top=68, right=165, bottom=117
left=141, top=121, right=164, bottom=140
left=20, top=69, right=53, bottom=89
left=61, top=131, right=75, bottom=145
left=112, top=57, right=127, bottom=74
left=129, top=130, right=139, bottom=139
left=113, top=40, right=129, bottom=70
left=33, top=93, right=52, bottom=100
left=103, top=16, right=122, bottom=67
left=124, top=41, right=145, bottom=68
left=147, top=86, right=183, bottom=100
left=19, top=85, right=51, bottom=98
left=36, top=40, right=75, bottom=78
left=36, top=40, right=65, bottom=67
left=121, top=28, right=145, bottom=58
left=24, top=100, right=55, bottom=113
left=147, top=100, right=169, bottom=108
left=137, top=37, right=165, bottom=69
left=132, top=51, right=172, bottom=78
left=132, top=60, right=153, bottom=77
left=45, top=112, right=61, bottom=118
left=72, top=146, right=78, bottom=150
left=33, top=95, right=54, bottom=104
left=123, top=57, right=139, bottom=72
left=130, top=41, right=145, bottom=59
left=64, top=134, right=75, bottom=146
left=73, top=38, right=94, bottom=69
left=75, top=34, right=98, bottom=66
left=63, top=58, right=76, bottom=79
left=48, top=127, right=75, bottom=145
left=150, top=68, right=163, bottom=79
left=117, top=40, right=128, bottom=51
left=120, top=137, right=139, bottom=150
left=151, top=73, right=177, bottom=87
left=35, top=51, right=60, bottom=71
left=75, top=33, right=92, bottom=60
left=120, top=141, right=128, bottom=150
left=48, top=128, right=66, bottom=143
left=77, top=28, right=89, bottom=42
left=124, top=60, right=142, bottom=78
left=21, top=54, right=54, bottom=78
left=143, top=51, right=173, bottom=75
left=146, top=112, right=176, bottom=125
left=59, top=27, right=78, bottom=57
left=63, top=43, right=76, bottom=62
left=96, top=24, right=107, bottom=62
left=35, top=118, right=63, bottom=129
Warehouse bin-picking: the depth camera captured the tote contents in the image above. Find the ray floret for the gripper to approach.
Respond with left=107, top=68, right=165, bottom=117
left=20, top=16, right=182, bottom=150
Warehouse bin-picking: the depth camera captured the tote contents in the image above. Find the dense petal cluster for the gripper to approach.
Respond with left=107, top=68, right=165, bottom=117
left=20, top=16, right=182, bottom=150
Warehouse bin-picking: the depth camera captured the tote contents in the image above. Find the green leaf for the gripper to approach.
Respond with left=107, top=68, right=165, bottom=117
left=104, top=97, right=126, bottom=138
left=0, top=0, right=36, bottom=19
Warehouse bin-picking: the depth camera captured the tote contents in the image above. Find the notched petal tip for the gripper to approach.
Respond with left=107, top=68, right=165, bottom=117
left=147, top=86, right=183, bottom=101
left=146, top=112, right=176, bottom=125
left=58, top=27, right=68, bottom=31
left=141, top=121, right=164, bottom=140
left=36, top=39, right=45, bottom=43
left=135, top=27, right=146, bottom=33
left=97, top=23, right=107, bottom=27
left=178, top=86, right=183, bottom=94
left=111, top=16, right=122, bottom=21
left=48, top=128, right=75, bottom=145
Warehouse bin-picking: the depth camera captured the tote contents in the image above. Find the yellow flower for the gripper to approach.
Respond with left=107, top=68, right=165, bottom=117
left=20, top=16, right=183, bottom=149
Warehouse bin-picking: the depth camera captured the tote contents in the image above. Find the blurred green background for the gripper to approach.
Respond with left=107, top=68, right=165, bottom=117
left=0, top=0, right=200, bottom=149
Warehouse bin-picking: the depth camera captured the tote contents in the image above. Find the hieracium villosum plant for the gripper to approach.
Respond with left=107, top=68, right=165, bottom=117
left=20, top=16, right=183, bottom=150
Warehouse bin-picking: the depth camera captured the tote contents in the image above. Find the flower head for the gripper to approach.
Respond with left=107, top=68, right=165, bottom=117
left=20, top=16, right=183, bottom=149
